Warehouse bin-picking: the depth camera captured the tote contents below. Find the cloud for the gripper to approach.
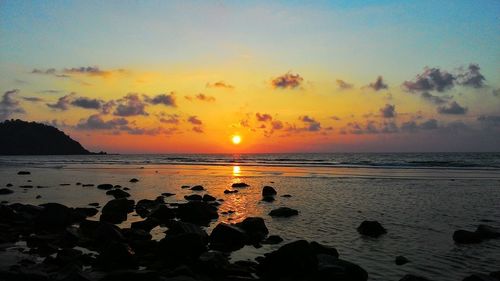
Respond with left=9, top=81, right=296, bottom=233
left=336, top=79, right=353, bottom=90
left=367, top=76, right=388, bottom=91
left=63, top=66, right=111, bottom=77
left=456, top=64, right=485, bottom=88
left=0, top=89, right=25, bottom=120
left=380, top=104, right=396, bottom=118
left=401, top=119, right=438, bottom=132
left=437, top=101, right=468, bottom=115
left=71, top=97, right=103, bottom=109
left=46, top=93, right=75, bottom=110
left=113, top=93, right=148, bottom=116
left=187, top=116, right=203, bottom=125
left=206, top=81, right=234, bottom=89
left=101, top=100, right=116, bottom=114
left=420, top=92, right=450, bottom=104
left=192, top=126, right=204, bottom=133
left=271, top=72, right=304, bottom=89
left=159, top=114, right=180, bottom=124
left=145, top=93, right=177, bottom=107
left=330, top=116, right=341, bottom=121
left=403, top=67, right=455, bottom=93
left=76, top=114, right=129, bottom=130
left=299, top=115, right=321, bottom=131
left=31, top=68, right=70, bottom=78
left=256, top=113, right=273, bottom=122
left=185, top=93, right=216, bottom=102
left=39, top=90, right=62, bottom=94
left=477, top=115, right=500, bottom=128
left=22, top=97, right=44, bottom=102
left=271, top=120, right=284, bottom=130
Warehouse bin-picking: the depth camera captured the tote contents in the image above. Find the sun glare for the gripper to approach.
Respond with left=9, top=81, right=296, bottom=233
left=231, top=135, right=241, bottom=145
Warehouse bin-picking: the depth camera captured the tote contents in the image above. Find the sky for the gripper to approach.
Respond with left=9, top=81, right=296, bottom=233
left=1, top=0, right=499, bottom=153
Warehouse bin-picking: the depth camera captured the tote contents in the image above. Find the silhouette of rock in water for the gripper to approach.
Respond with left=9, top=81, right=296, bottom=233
left=0, top=119, right=92, bottom=155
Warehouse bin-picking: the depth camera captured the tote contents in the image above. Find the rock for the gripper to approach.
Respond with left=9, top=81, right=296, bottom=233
left=106, top=189, right=131, bottom=199
left=184, top=194, right=203, bottom=201
left=190, top=185, right=204, bottom=191
left=176, top=201, right=219, bottom=226
left=19, top=185, right=33, bottom=188
left=257, top=240, right=317, bottom=279
left=100, top=198, right=135, bottom=224
left=6, top=183, right=13, bottom=187
left=262, top=196, right=275, bottom=202
left=36, top=203, right=74, bottom=229
left=269, top=207, right=299, bottom=217
left=224, top=189, right=238, bottom=194
left=181, top=185, right=190, bottom=189
left=281, top=194, right=292, bottom=198
left=148, top=204, right=175, bottom=222
left=0, top=188, right=13, bottom=195
left=162, top=192, right=175, bottom=197
left=463, top=274, right=499, bottom=281
left=96, top=241, right=136, bottom=269
left=232, top=182, right=250, bottom=188
left=316, top=254, right=367, bottom=281
left=262, top=186, right=277, bottom=196
left=59, top=183, right=71, bottom=186
left=395, top=255, right=409, bottom=265
left=210, top=223, right=246, bottom=252
left=475, top=225, right=500, bottom=239
left=82, top=184, right=94, bottom=187
left=36, top=195, right=41, bottom=199
left=310, top=241, right=339, bottom=258
left=79, top=220, right=125, bottom=247
left=453, top=230, right=482, bottom=244
left=202, top=194, right=216, bottom=202
left=17, top=171, right=31, bottom=175
left=357, top=221, right=387, bottom=237
left=88, top=202, right=99, bottom=206
left=490, top=271, right=500, bottom=280
left=131, top=218, right=160, bottom=232
left=73, top=207, right=99, bottom=219
left=135, top=199, right=161, bottom=218
left=237, top=217, right=269, bottom=243
left=399, top=274, right=432, bottom=281
left=262, top=235, right=283, bottom=245
left=122, top=228, right=152, bottom=241
left=97, top=184, right=114, bottom=190
left=159, top=232, right=208, bottom=261
left=129, top=178, right=139, bottom=183
left=100, top=270, right=163, bottom=281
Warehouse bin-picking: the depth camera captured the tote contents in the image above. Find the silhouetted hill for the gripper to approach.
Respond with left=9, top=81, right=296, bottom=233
left=0, top=119, right=92, bottom=155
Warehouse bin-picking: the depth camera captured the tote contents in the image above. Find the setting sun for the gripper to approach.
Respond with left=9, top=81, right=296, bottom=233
left=231, top=135, right=242, bottom=145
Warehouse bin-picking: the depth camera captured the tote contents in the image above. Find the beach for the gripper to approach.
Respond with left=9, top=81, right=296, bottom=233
left=1, top=153, right=500, bottom=280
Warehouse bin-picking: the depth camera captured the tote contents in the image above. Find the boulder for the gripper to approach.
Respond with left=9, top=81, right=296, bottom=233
left=315, top=255, right=367, bottom=281
left=262, top=196, right=275, bottom=202
left=129, top=178, right=139, bottom=183
left=232, top=182, right=250, bottom=188
left=106, top=189, right=130, bottom=199
left=269, top=207, right=299, bottom=217
left=79, top=220, right=125, bottom=247
left=96, top=241, right=136, bottom=269
left=176, top=201, right=219, bottom=226
left=190, top=185, right=204, bottom=191
left=0, top=188, right=14, bottom=195
left=262, top=235, right=283, bottom=245
left=6, top=183, right=13, bottom=187
left=262, top=186, right=277, bottom=196
left=395, top=255, right=409, bottom=265
left=36, top=203, right=74, bottom=229
left=310, top=241, right=339, bottom=258
left=159, top=232, right=208, bottom=262
left=100, top=198, right=135, bottom=224
left=162, top=192, right=175, bottom=197
left=165, top=220, right=209, bottom=243
left=97, top=184, right=114, bottom=190
left=224, top=189, right=238, bottom=194
left=453, top=230, right=482, bottom=244
left=135, top=199, right=160, bottom=218
left=202, top=194, right=216, bottom=202
left=122, top=228, right=152, bottom=241
left=130, top=218, right=160, bottom=232
left=148, top=204, right=175, bottom=222
left=73, top=207, right=99, bottom=220
left=357, top=221, right=387, bottom=237
left=237, top=217, right=269, bottom=243
left=210, top=223, right=246, bottom=252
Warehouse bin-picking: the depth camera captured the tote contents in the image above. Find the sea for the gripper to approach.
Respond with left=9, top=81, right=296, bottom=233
left=1, top=152, right=499, bottom=280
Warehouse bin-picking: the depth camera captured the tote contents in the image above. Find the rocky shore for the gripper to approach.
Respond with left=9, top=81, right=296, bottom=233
left=1, top=172, right=499, bottom=281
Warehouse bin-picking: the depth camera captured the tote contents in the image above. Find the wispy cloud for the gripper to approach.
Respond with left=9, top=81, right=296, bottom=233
left=206, top=81, right=234, bottom=89
left=0, top=89, right=25, bottom=120
left=437, top=101, right=468, bottom=115
left=271, top=72, right=304, bottom=89
left=366, top=76, right=388, bottom=91
left=336, top=79, right=353, bottom=90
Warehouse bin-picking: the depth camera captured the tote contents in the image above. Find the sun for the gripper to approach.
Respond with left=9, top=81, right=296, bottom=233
left=231, top=135, right=242, bottom=145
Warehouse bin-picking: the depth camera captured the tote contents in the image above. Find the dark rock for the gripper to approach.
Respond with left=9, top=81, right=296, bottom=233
left=149, top=204, right=175, bottom=222
left=181, top=185, right=190, bottom=189
left=453, top=230, right=482, bottom=244
left=281, top=194, right=292, bottom=198
left=262, top=196, right=275, bottom=202
left=36, top=195, right=41, bottom=199
left=310, top=241, right=339, bottom=258
left=202, top=194, right=216, bottom=202
left=224, top=189, right=238, bottom=194
left=131, top=218, right=160, bottom=232
left=184, top=194, right=203, bottom=201
left=269, top=207, right=299, bottom=217
left=129, top=178, right=139, bottom=183
left=237, top=217, right=269, bottom=243
left=17, top=171, right=31, bottom=175
left=262, top=186, right=277, bottom=196
left=463, top=274, right=498, bottom=281
left=177, top=201, right=219, bottom=226
left=6, top=183, right=13, bottom=187
left=79, top=220, right=125, bottom=247
left=476, top=225, right=500, bottom=239
left=122, top=228, right=152, bottom=241
left=97, top=184, right=114, bottom=190
left=165, top=221, right=209, bottom=243
left=100, top=270, right=163, bottom=281
left=490, top=271, right=500, bottom=280
left=262, top=235, right=283, bottom=245
left=59, top=183, right=71, bottom=186
left=190, top=185, right=204, bottom=191
left=316, top=255, right=367, bottom=281
left=106, top=189, right=131, bottom=199
left=159, top=232, right=207, bottom=261
left=82, top=184, right=94, bottom=187
left=210, top=223, right=246, bottom=252
left=135, top=199, right=160, bottom=218
left=19, top=185, right=33, bottom=188
left=36, top=203, right=74, bottom=229
left=232, top=182, right=250, bottom=188
left=96, top=241, right=136, bottom=269
left=395, top=255, right=409, bottom=265
left=399, top=274, right=432, bottom=281
left=73, top=207, right=99, bottom=219
left=0, top=188, right=14, bottom=195
left=88, top=202, right=99, bottom=206
left=162, top=192, right=175, bottom=197
left=100, top=198, right=135, bottom=224
left=357, top=221, right=387, bottom=237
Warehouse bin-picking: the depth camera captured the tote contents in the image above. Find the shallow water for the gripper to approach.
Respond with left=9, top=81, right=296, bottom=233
left=1, top=154, right=499, bottom=281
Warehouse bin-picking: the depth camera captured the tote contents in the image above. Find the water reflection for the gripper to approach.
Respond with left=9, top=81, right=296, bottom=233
left=232, top=165, right=241, bottom=176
